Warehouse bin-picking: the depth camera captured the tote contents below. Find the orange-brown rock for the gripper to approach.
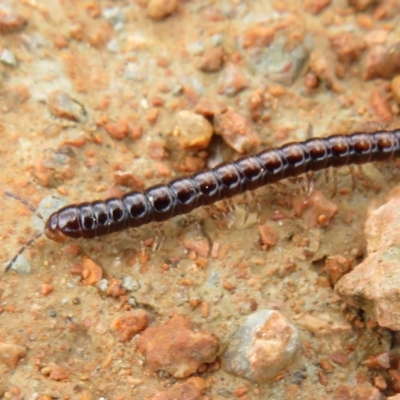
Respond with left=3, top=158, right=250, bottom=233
left=138, top=315, right=219, bottom=378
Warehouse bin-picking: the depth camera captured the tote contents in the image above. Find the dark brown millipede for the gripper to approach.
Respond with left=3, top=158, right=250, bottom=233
left=5, top=128, right=400, bottom=272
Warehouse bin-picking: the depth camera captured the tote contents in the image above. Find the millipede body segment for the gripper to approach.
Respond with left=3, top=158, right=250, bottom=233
left=45, top=129, right=400, bottom=242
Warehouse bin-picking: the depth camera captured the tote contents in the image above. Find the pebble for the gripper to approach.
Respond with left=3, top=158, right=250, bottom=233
left=47, top=362, right=70, bottom=381
left=35, top=148, right=76, bottom=187
left=213, top=109, right=260, bottom=153
left=309, top=52, right=342, bottom=92
left=147, top=0, right=178, bottom=20
left=242, top=25, right=276, bottom=49
left=0, top=342, right=27, bottom=368
left=363, top=43, right=400, bottom=81
left=82, top=258, right=103, bottom=286
left=150, top=378, right=204, bottom=400
left=180, top=222, right=210, bottom=258
left=335, top=194, right=400, bottom=330
left=303, top=0, right=332, bottom=15
left=47, top=90, right=87, bottom=123
left=0, top=11, right=28, bottom=33
left=323, top=255, right=353, bottom=286
left=174, top=110, right=213, bottom=150
left=138, top=315, right=219, bottom=378
left=222, top=309, right=300, bottom=383
left=194, top=99, right=227, bottom=118
left=392, top=75, right=400, bottom=105
left=197, top=46, right=225, bottom=73
left=348, top=0, right=377, bottom=11
left=111, top=309, right=148, bottom=342
left=104, top=119, right=130, bottom=140
left=0, top=48, right=16, bottom=66
left=217, top=63, right=249, bottom=97
left=259, top=224, right=278, bottom=247
left=303, top=191, right=338, bottom=228
left=333, top=384, right=381, bottom=400
left=330, top=32, right=364, bottom=64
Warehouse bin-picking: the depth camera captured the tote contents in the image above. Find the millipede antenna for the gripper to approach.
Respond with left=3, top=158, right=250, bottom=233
left=4, top=191, right=44, bottom=272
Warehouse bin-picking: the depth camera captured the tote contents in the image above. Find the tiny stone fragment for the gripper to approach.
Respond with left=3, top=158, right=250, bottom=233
left=174, top=110, right=213, bottom=150
left=363, top=43, right=400, bottom=81
left=213, top=109, right=260, bottom=153
left=222, top=309, right=300, bottom=383
left=194, top=99, right=227, bottom=118
left=104, top=119, right=130, bottom=140
left=147, top=0, right=178, bottom=19
left=48, top=362, right=70, bottom=381
left=0, top=48, right=16, bottom=66
left=303, top=0, right=332, bottom=15
left=304, top=191, right=338, bottom=228
left=259, top=224, right=278, bottom=247
left=218, top=63, right=249, bottom=97
left=82, top=258, right=103, bottom=286
left=242, top=25, right=276, bottom=48
left=150, top=379, right=204, bottom=400
left=180, top=222, right=210, bottom=258
left=348, top=0, right=377, bottom=11
left=0, top=342, right=26, bottom=368
left=197, top=47, right=225, bottom=73
left=112, top=309, right=148, bottom=342
left=0, top=11, right=28, bottom=33
left=47, top=90, right=87, bottom=123
left=138, top=315, right=219, bottom=378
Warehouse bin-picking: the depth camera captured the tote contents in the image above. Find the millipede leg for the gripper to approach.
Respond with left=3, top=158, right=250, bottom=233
left=126, top=228, right=145, bottom=255
left=152, top=223, right=166, bottom=251
left=222, top=199, right=236, bottom=228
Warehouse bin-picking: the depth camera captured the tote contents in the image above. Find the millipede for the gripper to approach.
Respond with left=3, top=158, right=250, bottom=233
left=5, top=128, right=400, bottom=272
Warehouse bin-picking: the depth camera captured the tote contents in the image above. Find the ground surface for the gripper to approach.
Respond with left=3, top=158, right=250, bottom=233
left=0, top=0, right=400, bottom=399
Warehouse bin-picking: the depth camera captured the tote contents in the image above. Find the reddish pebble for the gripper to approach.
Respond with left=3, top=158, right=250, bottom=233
left=323, top=255, right=353, bottom=286
left=151, top=380, right=204, bottom=400
left=147, top=0, right=178, bottom=19
left=0, top=342, right=26, bottom=368
left=194, top=99, right=227, bottom=118
left=104, top=119, right=130, bottom=140
left=218, top=63, right=249, bottom=97
left=348, top=0, right=377, bottom=11
left=362, top=352, right=390, bottom=369
left=112, top=309, right=148, bottom=342
left=363, top=43, right=400, bottom=81
left=41, top=283, right=54, bottom=296
left=214, top=109, right=260, bottom=153
left=259, top=224, right=278, bottom=247
left=0, top=11, right=28, bottom=33
left=180, top=223, right=210, bottom=258
left=146, top=108, right=159, bottom=124
left=197, top=47, right=225, bottom=73
left=48, top=362, right=70, bottom=381
left=303, top=0, right=332, bottom=15
left=138, top=315, right=219, bottom=378
left=330, top=32, right=363, bottom=63
left=242, top=25, right=276, bottom=48
left=333, top=384, right=381, bottom=400
left=304, top=191, right=338, bottom=228
left=370, top=88, right=392, bottom=122
left=82, top=258, right=103, bottom=286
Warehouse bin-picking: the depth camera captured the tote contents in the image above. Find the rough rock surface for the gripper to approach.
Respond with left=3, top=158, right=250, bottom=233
left=222, top=309, right=300, bottom=383
left=138, top=315, right=219, bottom=378
left=336, top=194, right=400, bottom=330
